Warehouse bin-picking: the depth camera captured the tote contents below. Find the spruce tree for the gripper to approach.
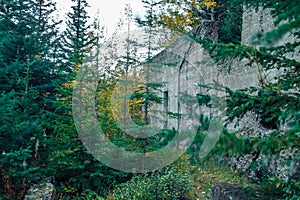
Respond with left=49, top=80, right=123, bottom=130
left=48, top=0, right=91, bottom=185
left=0, top=0, right=61, bottom=198
left=62, top=0, right=94, bottom=69
left=46, top=0, right=126, bottom=197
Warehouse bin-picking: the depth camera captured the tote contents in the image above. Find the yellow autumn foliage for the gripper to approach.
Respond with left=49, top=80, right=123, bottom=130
left=34, top=54, right=41, bottom=60
left=96, top=71, right=145, bottom=135
left=157, top=0, right=217, bottom=33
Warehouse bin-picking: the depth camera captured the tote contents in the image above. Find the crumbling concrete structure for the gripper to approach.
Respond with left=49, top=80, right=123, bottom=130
left=149, top=6, right=299, bottom=183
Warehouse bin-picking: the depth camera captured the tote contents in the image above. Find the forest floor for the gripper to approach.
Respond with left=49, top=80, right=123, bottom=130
left=170, top=154, right=278, bottom=200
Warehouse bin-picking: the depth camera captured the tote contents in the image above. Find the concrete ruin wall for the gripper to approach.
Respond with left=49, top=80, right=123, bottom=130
left=150, top=6, right=299, bottom=132
left=150, top=14, right=261, bottom=134
left=149, top=7, right=299, bottom=181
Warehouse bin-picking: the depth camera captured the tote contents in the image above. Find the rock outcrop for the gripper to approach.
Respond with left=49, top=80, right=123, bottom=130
left=24, top=182, right=54, bottom=200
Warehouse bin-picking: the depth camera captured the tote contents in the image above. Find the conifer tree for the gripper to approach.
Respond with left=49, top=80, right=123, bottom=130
left=133, top=0, right=177, bottom=171
left=48, top=0, right=92, bottom=187
left=62, top=0, right=94, bottom=69
left=0, top=0, right=61, bottom=198
left=46, top=0, right=127, bottom=197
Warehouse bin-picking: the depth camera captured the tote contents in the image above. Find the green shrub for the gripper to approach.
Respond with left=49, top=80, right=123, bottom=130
left=77, top=189, right=106, bottom=200
left=60, top=189, right=106, bottom=200
left=109, top=167, right=192, bottom=200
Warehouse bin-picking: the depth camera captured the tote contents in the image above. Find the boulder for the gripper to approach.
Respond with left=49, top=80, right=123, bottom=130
left=24, top=182, right=54, bottom=200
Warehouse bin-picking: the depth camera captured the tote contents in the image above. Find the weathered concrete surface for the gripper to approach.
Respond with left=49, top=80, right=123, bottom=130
left=242, top=6, right=300, bottom=56
left=149, top=19, right=260, bottom=134
left=150, top=6, right=299, bottom=132
left=242, top=7, right=274, bottom=46
left=149, top=6, right=299, bottom=182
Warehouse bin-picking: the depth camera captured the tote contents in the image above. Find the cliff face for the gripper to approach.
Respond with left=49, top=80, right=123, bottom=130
left=149, top=7, right=299, bottom=181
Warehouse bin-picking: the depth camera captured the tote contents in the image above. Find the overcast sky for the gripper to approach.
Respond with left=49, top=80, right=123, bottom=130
left=55, top=0, right=145, bottom=35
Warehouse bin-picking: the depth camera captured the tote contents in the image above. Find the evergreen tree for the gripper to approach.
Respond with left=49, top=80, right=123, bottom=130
left=133, top=0, right=183, bottom=171
left=0, top=0, right=61, bottom=199
left=47, top=0, right=92, bottom=192
left=45, top=1, right=129, bottom=197
left=62, top=0, right=94, bottom=69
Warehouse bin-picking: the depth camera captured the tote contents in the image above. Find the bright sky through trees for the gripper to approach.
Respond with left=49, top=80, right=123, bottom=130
left=55, top=0, right=145, bottom=34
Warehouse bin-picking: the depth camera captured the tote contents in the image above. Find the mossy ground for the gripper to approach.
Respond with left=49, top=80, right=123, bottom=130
left=170, top=154, right=271, bottom=200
